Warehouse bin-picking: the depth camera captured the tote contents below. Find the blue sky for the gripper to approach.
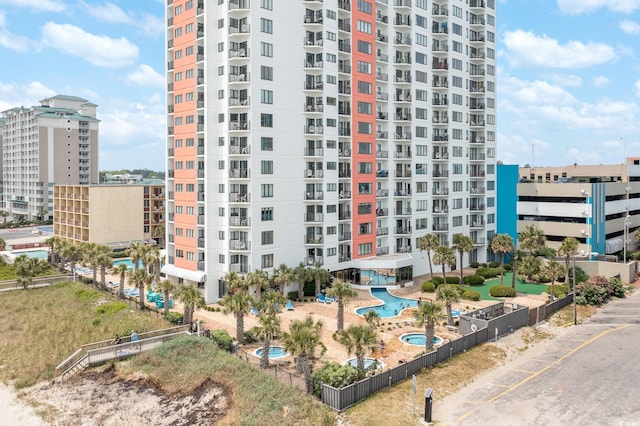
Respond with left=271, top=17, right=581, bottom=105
left=0, top=0, right=639, bottom=170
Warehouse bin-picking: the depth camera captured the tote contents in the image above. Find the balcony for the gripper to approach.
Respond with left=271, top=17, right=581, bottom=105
left=376, top=247, right=390, bottom=256
left=229, top=121, right=249, bottom=130
left=470, top=186, right=485, bottom=194
left=432, top=170, right=449, bottom=178
left=229, top=48, right=249, bottom=58
left=338, top=190, right=351, bottom=199
left=433, top=224, right=449, bottom=232
left=305, top=169, right=324, bottom=178
left=376, top=131, right=388, bottom=139
left=376, top=150, right=388, bottom=158
left=229, top=169, right=249, bottom=178
left=433, top=188, right=449, bottom=196
left=338, top=169, right=351, bottom=178
left=375, top=208, right=388, bottom=217
left=305, top=256, right=323, bottom=266
left=339, top=254, right=352, bottom=262
left=305, top=147, right=324, bottom=156
left=229, top=97, right=250, bottom=107
left=394, top=227, right=411, bottom=235
left=229, top=193, right=250, bottom=202
left=230, top=240, right=251, bottom=250
left=394, top=208, right=412, bottom=216
left=338, top=232, right=351, bottom=241
left=305, top=213, right=324, bottom=222
left=338, top=211, right=351, bottom=220
left=229, top=24, right=250, bottom=35
left=376, top=189, right=389, bottom=197
left=393, top=189, right=411, bottom=197
left=470, top=204, right=485, bottom=212
left=305, top=124, right=323, bottom=134
left=395, top=170, right=411, bottom=178
left=229, top=145, right=250, bottom=155
left=395, top=246, right=412, bottom=254
left=305, top=191, right=324, bottom=200
left=229, top=264, right=250, bottom=273
left=230, top=217, right=250, bottom=226
left=305, top=235, right=324, bottom=244
left=229, top=0, right=249, bottom=10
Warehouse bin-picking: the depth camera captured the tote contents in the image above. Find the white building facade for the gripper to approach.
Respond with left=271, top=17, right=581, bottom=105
left=165, top=0, right=497, bottom=302
left=0, top=95, right=100, bottom=220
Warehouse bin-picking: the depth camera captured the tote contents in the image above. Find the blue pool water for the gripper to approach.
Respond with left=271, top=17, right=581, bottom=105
left=113, top=258, right=143, bottom=270
left=400, top=333, right=444, bottom=346
left=355, top=288, right=419, bottom=318
left=344, top=357, right=385, bottom=370
left=36, top=225, right=54, bottom=235
left=255, top=346, right=289, bottom=359
left=361, top=269, right=396, bottom=285
left=12, top=249, right=49, bottom=260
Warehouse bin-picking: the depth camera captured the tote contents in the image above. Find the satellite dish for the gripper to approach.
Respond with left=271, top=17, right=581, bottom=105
left=471, top=324, right=478, bottom=332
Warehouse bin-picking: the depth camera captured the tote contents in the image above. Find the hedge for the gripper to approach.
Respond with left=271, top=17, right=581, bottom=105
left=461, top=290, right=480, bottom=301
left=545, top=284, right=567, bottom=296
left=463, top=275, right=485, bottom=286
left=489, top=285, right=516, bottom=297
left=476, top=267, right=500, bottom=279
left=488, top=261, right=499, bottom=268
left=470, top=262, right=480, bottom=268
left=433, top=276, right=444, bottom=286
left=421, top=281, right=435, bottom=292
left=445, top=276, right=460, bottom=284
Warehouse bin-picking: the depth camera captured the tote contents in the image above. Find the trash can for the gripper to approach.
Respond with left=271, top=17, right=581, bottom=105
left=424, top=388, right=433, bottom=422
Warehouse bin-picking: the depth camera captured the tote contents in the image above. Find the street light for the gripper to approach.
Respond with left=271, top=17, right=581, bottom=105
left=572, top=254, right=577, bottom=325
left=623, top=213, right=630, bottom=264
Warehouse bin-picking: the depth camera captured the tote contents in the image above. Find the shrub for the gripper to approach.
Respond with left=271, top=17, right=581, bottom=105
left=461, top=290, right=480, bottom=301
left=243, top=327, right=259, bottom=344
left=607, top=277, right=625, bottom=298
left=488, top=261, right=499, bottom=268
left=433, top=276, right=444, bottom=286
left=489, top=285, right=516, bottom=297
left=303, top=281, right=316, bottom=297
left=445, top=276, right=460, bottom=284
left=568, top=266, right=589, bottom=283
left=476, top=267, right=500, bottom=279
left=421, top=281, right=435, bottom=293
left=503, top=264, right=513, bottom=271
left=470, top=262, right=480, bottom=268
left=576, top=282, right=607, bottom=305
left=446, top=284, right=464, bottom=295
left=312, top=362, right=361, bottom=397
left=95, top=301, right=128, bottom=315
left=464, top=275, right=485, bottom=286
left=166, top=312, right=184, bottom=325
left=287, top=291, right=298, bottom=301
left=210, top=330, right=234, bottom=352
left=545, top=284, right=567, bottom=298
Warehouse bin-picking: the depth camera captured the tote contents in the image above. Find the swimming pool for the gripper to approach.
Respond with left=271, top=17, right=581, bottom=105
left=11, top=249, right=49, bottom=260
left=36, top=225, right=54, bottom=235
left=344, top=357, right=385, bottom=370
left=254, top=346, right=289, bottom=359
left=400, top=333, right=444, bottom=347
left=112, top=258, right=143, bottom=270
left=355, top=288, right=418, bottom=318
left=361, top=269, right=396, bottom=285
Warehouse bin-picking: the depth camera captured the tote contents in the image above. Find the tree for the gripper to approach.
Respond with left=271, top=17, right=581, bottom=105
left=417, top=233, right=440, bottom=282
left=222, top=271, right=247, bottom=295
left=80, top=242, right=109, bottom=288
left=222, top=289, right=254, bottom=344
left=336, top=325, right=378, bottom=372
left=156, top=279, right=176, bottom=318
left=254, top=289, right=286, bottom=368
left=414, top=301, right=446, bottom=352
left=113, top=263, right=129, bottom=299
left=142, top=245, right=161, bottom=285
left=541, top=260, right=565, bottom=301
left=246, top=269, right=270, bottom=300
left=436, top=284, right=460, bottom=326
left=518, top=224, right=546, bottom=255
left=60, top=242, right=81, bottom=280
left=281, top=315, right=325, bottom=393
left=126, top=242, right=145, bottom=273
left=452, top=234, right=474, bottom=284
left=128, top=268, right=149, bottom=310
left=96, top=251, right=113, bottom=291
left=518, top=255, right=541, bottom=282
left=14, top=255, right=47, bottom=289
left=490, top=234, right=514, bottom=286
left=312, top=261, right=331, bottom=297
left=44, top=236, right=62, bottom=270
left=272, top=263, right=295, bottom=295
left=558, top=237, right=579, bottom=288
left=433, top=245, right=456, bottom=284
left=294, top=262, right=312, bottom=301
left=175, top=283, right=206, bottom=325
left=0, top=237, right=6, bottom=250
left=363, top=310, right=380, bottom=329
left=327, top=279, right=358, bottom=331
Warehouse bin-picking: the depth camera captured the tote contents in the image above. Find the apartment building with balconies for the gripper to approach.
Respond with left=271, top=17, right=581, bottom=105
left=165, top=0, right=497, bottom=302
left=0, top=95, right=99, bottom=221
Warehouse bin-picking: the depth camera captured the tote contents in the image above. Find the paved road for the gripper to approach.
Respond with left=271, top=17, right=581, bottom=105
left=433, top=290, right=640, bottom=425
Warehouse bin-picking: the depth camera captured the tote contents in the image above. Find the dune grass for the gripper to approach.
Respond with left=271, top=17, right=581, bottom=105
left=0, top=281, right=170, bottom=388
left=120, top=336, right=335, bottom=426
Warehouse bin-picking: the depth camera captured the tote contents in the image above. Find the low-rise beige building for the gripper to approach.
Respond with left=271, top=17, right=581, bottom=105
left=53, top=184, right=165, bottom=249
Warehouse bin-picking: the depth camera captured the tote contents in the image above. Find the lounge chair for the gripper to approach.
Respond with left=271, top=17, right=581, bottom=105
left=316, top=293, right=330, bottom=304
left=251, top=307, right=259, bottom=316
left=286, top=300, right=295, bottom=311
left=326, top=295, right=339, bottom=303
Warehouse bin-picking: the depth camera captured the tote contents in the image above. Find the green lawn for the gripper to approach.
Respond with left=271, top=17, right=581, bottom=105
left=463, top=272, right=549, bottom=300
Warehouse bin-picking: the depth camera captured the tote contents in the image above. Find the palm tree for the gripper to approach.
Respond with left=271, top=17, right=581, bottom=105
left=0, top=237, right=5, bottom=250
left=541, top=260, right=565, bottom=301
left=272, top=263, right=295, bottom=295
left=254, top=289, right=285, bottom=368
left=327, top=279, right=358, bottom=331
left=452, top=234, right=474, bottom=284
left=175, top=283, right=206, bottom=325
left=436, top=285, right=460, bottom=326
left=558, top=237, right=579, bottom=288
left=156, top=279, right=176, bottom=318
left=336, top=325, right=378, bottom=372
left=60, top=242, right=81, bottom=280
left=126, top=242, right=145, bottom=273
left=417, top=233, right=440, bottom=282
left=433, top=245, right=456, bottom=284
left=246, top=269, right=270, bottom=300
left=518, top=224, right=546, bottom=256
left=44, top=236, right=62, bottom=269
left=518, top=255, right=541, bottom=282
left=294, top=262, right=312, bottom=301
left=113, top=263, right=129, bottom=299
left=414, top=301, right=447, bottom=352
left=128, top=268, right=149, bottom=310
left=281, top=315, right=325, bottom=393
left=222, top=289, right=254, bottom=344
left=312, top=261, right=331, bottom=297
left=96, top=251, right=112, bottom=291
left=142, top=245, right=161, bottom=285
left=490, top=234, right=514, bottom=286
left=363, top=310, right=381, bottom=329
left=14, top=255, right=34, bottom=289
left=222, top=271, right=247, bottom=295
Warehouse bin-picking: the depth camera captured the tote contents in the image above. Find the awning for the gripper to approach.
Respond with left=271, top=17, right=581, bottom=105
left=161, top=264, right=206, bottom=283
left=605, top=237, right=623, bottom=254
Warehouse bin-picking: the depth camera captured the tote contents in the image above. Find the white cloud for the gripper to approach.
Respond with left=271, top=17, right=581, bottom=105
left=547, top=73, right=582, bottom=88
left=138, top=14, right=164, bottom=37
left=0, top=0, right=65, bottom=12
left=83, top=1, right=132, bottom=24
left=125, top=64, right=163, bottom=87
left=593, top=75, right=610, bottom=87
left=0, top=11, right=32, bottom=51
left=0, top=81, right=56, bottom=111
left=635, top=80, right=640, bottom=98
left=503, top=30, right=617, bottom=68
left=558, top=0, right=640, bottom=14
left=41, top=22, right=138, bottom=68
left=620, top=20, right=640, bottom=34
left=501, top=77, right=578, bottom=106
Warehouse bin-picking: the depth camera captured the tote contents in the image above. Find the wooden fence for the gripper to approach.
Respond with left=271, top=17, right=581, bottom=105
left=0, top=274, right=72, bottom=291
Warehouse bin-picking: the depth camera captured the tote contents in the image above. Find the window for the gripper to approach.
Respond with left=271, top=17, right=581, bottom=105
left=262, top=231, right=274, bottom=245
left=357, top=61, right=372, bottom=74
left=176, top=249, right=184, bottom=258
left=174, top=116, right=183, bottom=125
left=452, top=58, right=462, bottom=70
left=185, top=24, right=193, bottom=34
left=452, top=164, right=463, bottom=174
left=452, top=41, right=463, bottom=53
left=453, top=5, right=462, bottom=18
left=452, top=111, right=462, bottom=122
left=357, top=203, right=372, bottom=214
left=357, top=122, right=371, bottom=134
left=261, top=18, right=273, bottom=34
left=453, top=181, right=463, bottom=192
left=261, top=184, right=273, bottom=197
left=175, top=50, right=183, bottom=59
left=261, top=207, right=273, bottom=221
left=261, top=90, right=273, bottom=104
left=261, top=113, right=273, bottom=127
left=415, top=33, right=428, bottom=47
left=358, top=222, right=372, bottom=235
left=357, top=0, right=372, bottom=13
left=453, top=216, right=462, bottom=227
left=452, top=146, right=463, bottom=157
left=358, top=243, right=373, bottom=255
left=175, top=228, right=183, bottom=236
left=357, top=81, right=372, bottom=94
left=452, top=129, right=463, bottom=140
left=415, top=52, right=428, bottom=65
left=186, top=69, right=194, bottom=78
left=415, top=126, right=428, bottom=138
left=261, top=137, right=273, bottom=151
left=326, top=10, right=336, bottom=19
left=261, top=0, right=272, bottom=10
left=261, top=42, right=273, bottom=57
left=326, top=53, right=336, bottom=62
left=219, top=254, right=225, bottom=264
left=186, top=229, right=194, bottom=238
left=358, top=142, right=371, bottom=154
left=175, top=161, right=183, bottom=170
left=415, top=71, right=428, bottom=83
left=261, top=254, right=274, bottom=268
left=416, top=89, right=428, bottom=101
left=357, top=20, right=372, bottom=34
left=357, top=40, right=372, bottom=54
left=415, top=108, right=428, bottom=120
left=186, top=184, right=194, bottom=192
left=261, top=160, right=273, bottom=174
left=175, top=27, right=182, bottom=37
left=174, top=94, right=183, bottom=104
left=185, top=0, right=193, bottom=10
left=176, top=205, right=184, bottom=214
left=358, top=162, right=372, bottom=174
left=327, top=205, right=336, bottom=213
left=327, top=183, right=337, bottom=192
left=261, top=66, right=273, bottom=80
left=186, top=206, right=194, bottom=215
left=452, top=23, right=462, bottom=36
left=452, top=94, right=463, bottom=105
left=358, top=182, right=372, bottom=194
left=415, top=145, right=428, bottom=156
left=217, top=42, right=224, bottom=52
left=327, top=31, right=336, bottom=41
left=219, top=207, right=225, bottom=216
left=358, top=102, right=372, bottom=114
left=452, top=76, right=463, bottom=88
left=218, top=19, right=224, bottom=29
left=415, top=15, right=427, bottom=28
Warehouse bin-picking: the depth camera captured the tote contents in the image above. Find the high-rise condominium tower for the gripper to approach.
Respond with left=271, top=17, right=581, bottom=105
left=165, top=0, right=497, bottom=302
